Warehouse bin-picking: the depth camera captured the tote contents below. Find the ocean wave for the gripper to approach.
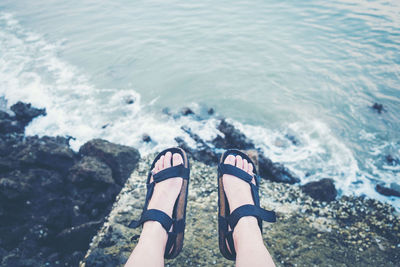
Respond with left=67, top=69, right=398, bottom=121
left=1, top=11, right=399, bottom=211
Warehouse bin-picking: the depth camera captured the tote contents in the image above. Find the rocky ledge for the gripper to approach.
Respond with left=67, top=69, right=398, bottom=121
left=82, top=156, right=400, bottom=267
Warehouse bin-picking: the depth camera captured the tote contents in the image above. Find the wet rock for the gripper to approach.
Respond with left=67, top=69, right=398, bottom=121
left=175, top=137, right=218, bottom=165
left=123, top=96, right=135, bottom=105
left=301, top=178, right=337, bottom=202
left=285, top=134, right=300, bottom=145
left=14, top=136, right=76, bottom=172
left=69, top=156, right=114, bottom=185
left=376, top=184, right=400, bottom=197
left=0, top=117, right=24, bottom=134
left=10, top=101, right=46, bottom=124
left=79, top=139, right=140, bottom=185
left=56, top=220, right=102, bottom=252
left=212, top=119, right=255, bottom=150
left=385, top=155, right=399, bottom=166
left=0, top=111, right=10, bottom=120
left=141, top=133, right=151, bottom=143
left=258, top=153, right=300, bottom=184
left=371, top=103, right=385, bottom=114
left=181, top=107, right=194, bottom=116
left=0, top=177, right=32, bottom=200
left=161, top=107, right=171, bottom=116
left=84, top=248, right=126, bottom=267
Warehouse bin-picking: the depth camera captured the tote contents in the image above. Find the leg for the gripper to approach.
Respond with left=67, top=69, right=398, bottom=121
left=223, top=155, right=276, bottom=267
left=125, top=152, right=183, bottom=267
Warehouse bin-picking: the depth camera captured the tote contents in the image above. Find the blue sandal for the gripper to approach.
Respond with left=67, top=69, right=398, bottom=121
left=217, top=149, right=276, bottom=260
left=129, top=147, right=190, bottom=259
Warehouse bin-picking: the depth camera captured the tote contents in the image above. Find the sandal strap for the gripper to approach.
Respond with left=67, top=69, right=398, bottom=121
left=218, top=163, right=253, bottom=184
left=128, top=209, right=173, bottom=232
left=153, top=164, right=190, bottom=183
left=228, top=204, right=276, bottom=229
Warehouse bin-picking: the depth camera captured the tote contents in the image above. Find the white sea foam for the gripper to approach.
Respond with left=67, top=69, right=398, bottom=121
left=0, top=12, right=399, bottom=211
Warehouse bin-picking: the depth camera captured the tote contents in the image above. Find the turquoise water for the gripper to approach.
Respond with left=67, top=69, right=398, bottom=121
left=1, top=0, right=399, bottom=209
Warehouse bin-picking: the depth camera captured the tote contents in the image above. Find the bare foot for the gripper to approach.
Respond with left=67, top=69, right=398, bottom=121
left=222, top=154, right=260, bottom=242
left=222, top=154, right=256, bottom=214
left=146, top=151, right=183, bottom=221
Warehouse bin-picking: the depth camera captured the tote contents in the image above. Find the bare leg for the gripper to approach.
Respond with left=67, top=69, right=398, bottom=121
left=223, top=154, right=276, bottom=267
left=125, top=152, right=183, bottom=267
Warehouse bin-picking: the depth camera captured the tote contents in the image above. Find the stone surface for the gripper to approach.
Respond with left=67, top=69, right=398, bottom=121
left=82, top=156, right=400, bottom=267
left=376, top=184, right=400, bottom=197
left=10, top=101, right=46, bottom=124
left=301, top=178, right=338, bottom=202
left=69, top=156, right=114, bottom=185
left=212, top=119, right=255, bottom=150
left=258, top=153, right=300, bottom=184
left=181, top=107, right=194, bottom=116
left=79, top=139, right=140, bottom=185
left=372, top=103, right=385, bottom=113
left=13, top=136, right=76, bottom=172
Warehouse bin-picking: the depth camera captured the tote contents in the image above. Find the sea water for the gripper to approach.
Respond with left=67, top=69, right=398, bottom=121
left=0, top=0, right=399, bottom=210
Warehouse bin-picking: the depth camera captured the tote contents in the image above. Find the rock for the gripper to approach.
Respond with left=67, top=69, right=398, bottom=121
left=70, top=251, right=85, bottom=266
left=375, top=184, right=400, bottom=197
left=14, top=136, right=76, bottom=172
left=10, top=101, right=46, bottom=124
left=175, top=137, right=218, bottom=165
left=0, top=100, right=138, bottom=267
left=385, top=155, right=398, bottom=166
left=178, top=126, right=219, bottom=165
left=56, top=220, right=102, bottom=252
left=0, top=111, right=10, bottom=120
left=258, top=153, right=300, bottom=184
left=84, top=248, right=125, bottom=267
left=0, top=118, right=24, bottom=134
left=123, top=96, right=135, bottom=105
left=285, top=134, right=299, bottom=145
left=0, top=178, right=32, bottom=200
left=207, top=108, right=215, bottom=115
left=371, top=103, right=384, bottom=114
left=79, top=139, right=140, bottom=185
left=69, top=156, right=114, bottom=185
left=161, top=107, right=171, bottom=116
left=141, top=134, right=151, bottom=143
left=181, top=107, right=194, bottom=116
left=301, top=178, right=337, bottom=202
left=212, top=119, right=255, bottom=150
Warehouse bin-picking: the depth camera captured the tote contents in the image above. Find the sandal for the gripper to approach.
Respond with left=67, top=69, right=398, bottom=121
left=217, top=149, right=276, bottom=260
left=128, top=147, right=190, bottom=259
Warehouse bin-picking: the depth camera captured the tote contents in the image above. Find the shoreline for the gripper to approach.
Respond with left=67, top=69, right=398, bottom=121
left=0, top=101, right=399, bottom=266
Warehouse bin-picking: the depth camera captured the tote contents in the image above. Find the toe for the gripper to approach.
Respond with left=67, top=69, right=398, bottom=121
left=243, top=159, right=248, bottom=172
left=248, top=162, right=254, bottom=175
left=173, top=153, right=183, bottom=166
left=224, top=154, right=236, bottom=165
left=164, top=151, right=172, bottom=168
left=153, top=159, right=161, bottom=174
left=235, top=155, right=243, bottom=169
left=159, top=155, right=165, bottom=170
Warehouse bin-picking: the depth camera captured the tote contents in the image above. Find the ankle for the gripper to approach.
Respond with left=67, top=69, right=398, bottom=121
left=139, top=221, right=168, bottom=244
left=233, top=216, right=263, bottom=246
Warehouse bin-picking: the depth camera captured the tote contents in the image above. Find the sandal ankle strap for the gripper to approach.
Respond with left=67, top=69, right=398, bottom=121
left=228, top=204, right=276, bottom=229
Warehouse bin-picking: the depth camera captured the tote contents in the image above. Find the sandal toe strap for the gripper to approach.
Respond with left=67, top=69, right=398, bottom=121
left=153, top=164, right=189, bottom=183
left=218, top=163, right=253, bottom=184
